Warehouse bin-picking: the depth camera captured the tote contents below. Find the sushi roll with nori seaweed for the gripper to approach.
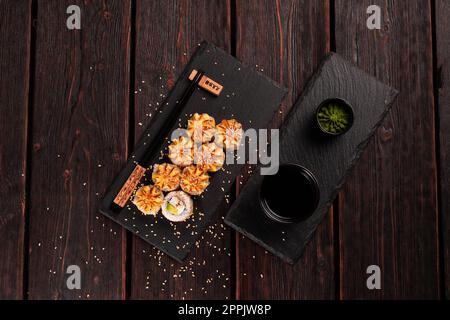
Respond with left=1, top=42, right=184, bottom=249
left=215, top=119, right=243, bottom=150
left=161, top=191, right=194, bottom=222
left=168, top=136, right=194, bottom=167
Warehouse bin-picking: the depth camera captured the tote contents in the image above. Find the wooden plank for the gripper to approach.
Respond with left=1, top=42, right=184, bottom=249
left=235, top=0, right=335, bottom=299
left=335, top=0, right=439, bottom=298
left=28, top=0, right=130, bottom=299
left=0, top=0, right=31, bottom=299
left=130, top=0, right=232, bottom=299
left=436, top=0, right=450, bottom=299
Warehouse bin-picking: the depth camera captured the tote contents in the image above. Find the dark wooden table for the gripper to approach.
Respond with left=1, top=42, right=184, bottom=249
left=0, top=0, right=448, bottom=300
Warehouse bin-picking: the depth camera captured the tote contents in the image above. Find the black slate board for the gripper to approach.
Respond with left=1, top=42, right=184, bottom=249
left=225, top=53, right=399, bottom=264
left=99, top=42, right=287, bottom=262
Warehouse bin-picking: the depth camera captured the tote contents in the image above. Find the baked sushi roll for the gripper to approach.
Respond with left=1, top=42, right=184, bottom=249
left=168, top=136, right=194, bottom=167
left=180, top=165, right=210, bottom=196
left=161, top=191, right=194, bottom=222
left=215, top=119, right=243, bottom=150
left=187, top=113, right=216, bottom=143
left=132, top=185, right=164, bottom=216
left=194, top=142, right=225, bottom=172
left=152, top=163, right=181, bottom=192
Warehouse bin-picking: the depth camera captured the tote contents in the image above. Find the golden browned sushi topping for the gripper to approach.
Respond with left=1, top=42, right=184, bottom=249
left=187, top=113, right=216, bottom=143
left=180, top=165, right=210, bottom=196
left=215, top=119, right=243, bottom=150
left=152, top=163, right=181, bottom=192
left=194, top=143, right=225, bottom=172
left=132, top=185, right=164, bottom=216
left=168, top=136, right=194, bottom=167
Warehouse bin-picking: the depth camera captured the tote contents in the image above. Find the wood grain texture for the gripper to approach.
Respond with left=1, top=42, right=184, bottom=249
left=0, top=0, right=31, bottom=299
left=435, top=0, right=450, bottom=299
left=28, top=0, right=130, bottom=299
left=130, top=0, right=233, bottom=299
left=235, top=0, right=334, bottom=299
left=335, top=0, right=439, bottom=299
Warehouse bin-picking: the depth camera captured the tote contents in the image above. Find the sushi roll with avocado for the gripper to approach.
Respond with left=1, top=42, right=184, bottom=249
left=161, top=191, right=194, bottom=222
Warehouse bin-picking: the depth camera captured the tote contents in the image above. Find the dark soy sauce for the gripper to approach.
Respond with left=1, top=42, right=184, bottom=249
left=260, top=164, right=320, bottom=223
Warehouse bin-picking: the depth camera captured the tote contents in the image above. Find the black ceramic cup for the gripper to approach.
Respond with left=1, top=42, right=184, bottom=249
left=315, top=98, right=354, bottom=136
left=260, top=164, right=320, bottom=224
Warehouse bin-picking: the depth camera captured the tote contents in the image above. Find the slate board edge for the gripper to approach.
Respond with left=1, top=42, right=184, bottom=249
left=225, top=52, right=399, bottom=264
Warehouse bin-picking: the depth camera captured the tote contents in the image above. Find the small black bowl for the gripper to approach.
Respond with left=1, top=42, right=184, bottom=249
left=259, top=164, right=320, bottom=224
left=315, top=98, right=354, bottom=136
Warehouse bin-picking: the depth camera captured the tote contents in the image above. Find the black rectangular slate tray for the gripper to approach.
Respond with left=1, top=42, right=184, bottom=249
left=225, top=53, right=399, bottom=264
left=99, top=42, right=287, bottom=262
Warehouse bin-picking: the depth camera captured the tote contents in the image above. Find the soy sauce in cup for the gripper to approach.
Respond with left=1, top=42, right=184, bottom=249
left=260, top=164, right=320, bottom=223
